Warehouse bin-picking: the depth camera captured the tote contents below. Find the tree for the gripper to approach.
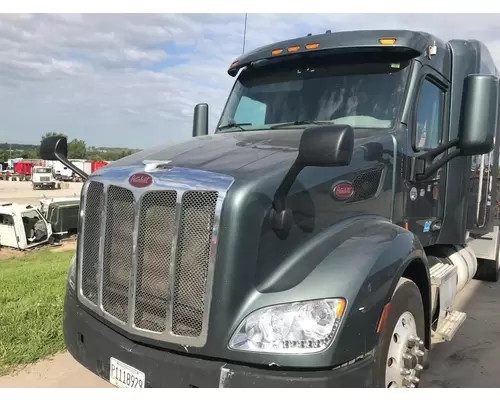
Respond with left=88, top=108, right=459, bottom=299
left=68, top=139, right=87, bottom=159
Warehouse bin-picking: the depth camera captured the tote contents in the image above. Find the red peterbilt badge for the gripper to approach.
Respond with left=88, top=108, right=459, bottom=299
left=128, top=173, right=153, bottom=188
left=332, top=182, right=354, bottom=200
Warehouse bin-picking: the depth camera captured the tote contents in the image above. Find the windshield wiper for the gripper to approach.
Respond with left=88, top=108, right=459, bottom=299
left=217, top=122, right=253, bottom=131
left=269, top=120, right=336, bottom=130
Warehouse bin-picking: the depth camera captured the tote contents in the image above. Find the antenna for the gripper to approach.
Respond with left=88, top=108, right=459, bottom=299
left=242, top=13, right=248, bottom=54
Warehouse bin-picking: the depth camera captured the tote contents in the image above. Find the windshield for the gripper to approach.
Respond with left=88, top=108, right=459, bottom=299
left=217, top=58, right=411, bottom=132
left=34, top=168, right=51, bottom=173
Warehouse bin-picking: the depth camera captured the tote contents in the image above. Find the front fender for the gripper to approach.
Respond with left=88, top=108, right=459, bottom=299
left=228, top=216, right=428, bottom=368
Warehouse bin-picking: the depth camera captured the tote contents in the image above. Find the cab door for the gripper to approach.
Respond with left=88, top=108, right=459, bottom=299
left=405, top=68, right=449, bottom=246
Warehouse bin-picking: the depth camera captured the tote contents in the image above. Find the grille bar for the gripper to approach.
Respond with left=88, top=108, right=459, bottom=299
left=77, top=167, right=233, bottom=347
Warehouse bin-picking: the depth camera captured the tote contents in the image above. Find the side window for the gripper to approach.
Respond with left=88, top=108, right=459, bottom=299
left=0, top=213, right=14, bottom=226
left=415, top=79, right=444, bottom=150
left=234, top=96, right=266, bottom=125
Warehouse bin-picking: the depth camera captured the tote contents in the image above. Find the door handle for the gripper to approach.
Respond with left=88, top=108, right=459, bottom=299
left=431, top=221, right=441, bottom=231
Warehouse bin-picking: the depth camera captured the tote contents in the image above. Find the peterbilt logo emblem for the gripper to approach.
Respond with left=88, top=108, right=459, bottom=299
left=331, top=182, right=354, bottom=200
left=128, top=173, right=153, bottom=188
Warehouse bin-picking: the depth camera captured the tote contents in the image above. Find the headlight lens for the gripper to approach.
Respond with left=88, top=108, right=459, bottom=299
left=229, top=298, right=346, bottom=354
left=67, top=253, right=76, bottom=291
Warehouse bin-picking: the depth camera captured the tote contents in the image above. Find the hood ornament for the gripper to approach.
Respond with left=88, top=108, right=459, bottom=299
left=142, top=159, right=172, bottom=172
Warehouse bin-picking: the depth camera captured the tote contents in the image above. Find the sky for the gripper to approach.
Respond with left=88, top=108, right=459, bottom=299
left=1, top=13, right=500, bottom=149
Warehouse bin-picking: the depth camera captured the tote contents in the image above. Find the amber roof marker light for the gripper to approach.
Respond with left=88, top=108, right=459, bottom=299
left=379, top=38, right=397, bottom=45
left=271, top=49, right=283, bottom=55
left=287, top=45, right=300, bottom=52
left=305, top=43, right=320, bottom=49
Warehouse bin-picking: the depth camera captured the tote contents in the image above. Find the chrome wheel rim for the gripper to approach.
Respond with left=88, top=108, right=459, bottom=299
left=385, top=311, right=425, bottom=388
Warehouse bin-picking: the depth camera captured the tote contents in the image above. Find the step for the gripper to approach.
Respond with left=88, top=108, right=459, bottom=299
left=431, top=310, right=467, bottom=344
left=429, top=262, right=456, bottom=286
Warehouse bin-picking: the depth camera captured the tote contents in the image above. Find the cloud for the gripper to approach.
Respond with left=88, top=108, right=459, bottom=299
left=0, top=13, right=500, bottom=148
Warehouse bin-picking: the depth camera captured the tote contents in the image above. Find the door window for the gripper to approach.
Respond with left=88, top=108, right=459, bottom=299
left=415, top=79, right=444, bottom=150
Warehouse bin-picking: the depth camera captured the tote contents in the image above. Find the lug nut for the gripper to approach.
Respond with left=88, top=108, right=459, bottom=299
left=403, top=353, right=416, bottom=368
left=415, top=364, right=423, bottom=371
left=400, top=368, right=411, bottom=376
left=415, top=349, right=425, bottom=357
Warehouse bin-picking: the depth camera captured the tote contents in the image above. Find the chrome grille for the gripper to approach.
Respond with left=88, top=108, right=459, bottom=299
left=134, top=191, right=176, bottom=332
left=102, top=186, right=135, bottom=323
left=172, top=191, right=218, bottom=337
left=77, top=167, right=233, bottom=347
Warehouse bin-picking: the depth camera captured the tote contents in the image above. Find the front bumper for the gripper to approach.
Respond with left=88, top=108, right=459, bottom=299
left=64, top=291, right=375, bottom=388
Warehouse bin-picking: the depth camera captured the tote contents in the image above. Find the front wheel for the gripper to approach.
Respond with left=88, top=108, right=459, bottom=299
left=374, top=277, right=426, bottom=388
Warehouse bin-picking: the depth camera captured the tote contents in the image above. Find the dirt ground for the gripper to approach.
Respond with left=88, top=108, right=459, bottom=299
left=0, top=239, right=77, bottom=260
left=0, top=180, right=83, bottom=206
left=0, top=352, right=111, bottom=388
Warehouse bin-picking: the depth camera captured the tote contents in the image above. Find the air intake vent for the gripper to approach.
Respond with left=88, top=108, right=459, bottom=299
left=346, top=167, right=385, bottom=203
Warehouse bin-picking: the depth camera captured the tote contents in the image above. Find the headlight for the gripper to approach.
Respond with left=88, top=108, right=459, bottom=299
left=229, top=298, right=346, bottom=354
left=67, top=253, right=76, bottom=291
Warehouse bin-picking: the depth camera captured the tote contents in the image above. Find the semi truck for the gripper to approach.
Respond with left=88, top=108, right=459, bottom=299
left=40, top=29, right=500, bottom=388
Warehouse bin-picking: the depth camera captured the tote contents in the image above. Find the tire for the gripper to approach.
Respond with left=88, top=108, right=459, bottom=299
left=374, top=277, right=426, bottom=388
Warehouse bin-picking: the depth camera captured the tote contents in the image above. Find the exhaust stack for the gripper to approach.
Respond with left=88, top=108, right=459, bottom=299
left=192, top=103, right=209, bottom=137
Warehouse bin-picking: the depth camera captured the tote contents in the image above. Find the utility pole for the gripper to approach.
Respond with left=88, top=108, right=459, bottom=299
left=242, top=13, right=248, bottom=54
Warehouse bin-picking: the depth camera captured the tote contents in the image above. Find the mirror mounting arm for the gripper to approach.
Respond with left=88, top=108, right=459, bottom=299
left=424, top=137, right=459, bottom=160
left=415, top=148, right=461, bottom=181
left=270, top=161, right=304, bottom=233
left=412, top=137, right=460, bottom=182
left=58, top=156, right=88, bottom=181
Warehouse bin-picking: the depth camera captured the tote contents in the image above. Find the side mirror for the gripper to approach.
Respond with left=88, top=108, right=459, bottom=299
left=39, top=135, right=88, bottom=181
left=40, top=135, right=68, bottom=161
left=297, top=125, right=354, bottom=167
left=271, top=124, right=354, bottom=234
left=192, top=103, right=209, bottom=137
left=458, top=74, right=499, bottom=156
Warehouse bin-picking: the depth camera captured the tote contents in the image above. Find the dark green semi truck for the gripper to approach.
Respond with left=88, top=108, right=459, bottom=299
left=41, top=29, right=500, bottom=388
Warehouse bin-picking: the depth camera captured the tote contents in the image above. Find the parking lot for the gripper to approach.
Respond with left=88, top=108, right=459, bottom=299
left=0, top=178, right=500, bottom=388
left=0, top=180, right=83, bottom=206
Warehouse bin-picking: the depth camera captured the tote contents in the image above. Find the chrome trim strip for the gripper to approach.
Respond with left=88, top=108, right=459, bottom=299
left=128, top=195, right=142, bottom=329
left=390, top=134, right=398, bottom=223
left=165, top=191, right=183, bottom=337
left=77, top=166, right=234, bottom=348
left=97, top=185, right=107, bottom=311
left=77, top=180, right=90, bottom=306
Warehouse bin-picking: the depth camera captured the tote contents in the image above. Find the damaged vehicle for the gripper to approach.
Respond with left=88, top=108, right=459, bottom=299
left=0, top=203, right=53, bottom=250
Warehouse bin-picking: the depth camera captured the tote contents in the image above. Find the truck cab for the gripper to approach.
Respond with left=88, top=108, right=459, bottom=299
left=40, top=29, right=500, bottom=388
left=31, top=166, right=60, bottom=190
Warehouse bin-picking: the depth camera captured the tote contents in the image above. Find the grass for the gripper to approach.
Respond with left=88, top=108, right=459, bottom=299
left=0, top=249, right=73, bottom=376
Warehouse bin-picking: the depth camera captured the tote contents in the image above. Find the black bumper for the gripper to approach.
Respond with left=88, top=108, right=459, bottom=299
left=64, top=291, right=375, bottom=388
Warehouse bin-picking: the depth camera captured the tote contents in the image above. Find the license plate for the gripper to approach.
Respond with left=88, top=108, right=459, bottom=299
left=109, top=357, right=145, bottom=388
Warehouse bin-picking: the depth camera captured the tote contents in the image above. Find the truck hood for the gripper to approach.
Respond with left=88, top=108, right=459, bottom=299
left=105, top=128, right=392, bottom=178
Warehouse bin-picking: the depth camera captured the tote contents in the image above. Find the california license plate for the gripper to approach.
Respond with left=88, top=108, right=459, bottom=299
left=109, top=357, right=145, bottom=388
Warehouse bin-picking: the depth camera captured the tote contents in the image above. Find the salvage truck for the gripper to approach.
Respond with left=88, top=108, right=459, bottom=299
left=40, top=29, right=500, bottom=388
